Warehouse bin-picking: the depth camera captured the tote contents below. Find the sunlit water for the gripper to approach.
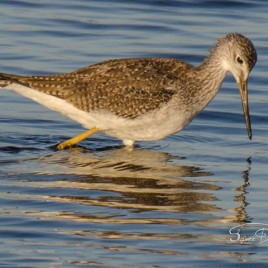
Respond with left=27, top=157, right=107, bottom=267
left=0, top=1, right=268, bottom=267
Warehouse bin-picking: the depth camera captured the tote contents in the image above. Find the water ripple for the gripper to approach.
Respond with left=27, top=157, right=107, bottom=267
left=0, top=0, right=267, bottom=267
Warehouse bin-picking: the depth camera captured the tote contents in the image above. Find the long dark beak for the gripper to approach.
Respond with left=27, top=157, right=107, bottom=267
left=238, top=78, right=252, bottom=140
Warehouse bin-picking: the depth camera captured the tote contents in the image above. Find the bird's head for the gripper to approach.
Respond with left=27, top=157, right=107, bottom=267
left=218, top=33, right=257, bottom=140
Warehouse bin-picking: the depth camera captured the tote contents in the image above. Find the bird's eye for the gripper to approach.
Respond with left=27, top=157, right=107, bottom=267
left=236, top=56, right=244, bottom=65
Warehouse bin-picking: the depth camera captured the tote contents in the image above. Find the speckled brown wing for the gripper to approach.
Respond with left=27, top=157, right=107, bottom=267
left=0, top=72, right=77, bottom=99
left=63, top=58, right=189, bottom=118
left=65, top=83, right=177, bottom=118
left=0, top=58, right=191, bottom=118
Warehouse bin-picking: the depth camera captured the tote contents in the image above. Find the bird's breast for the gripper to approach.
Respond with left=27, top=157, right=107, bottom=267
left=90, top=103, right=192, bottom=141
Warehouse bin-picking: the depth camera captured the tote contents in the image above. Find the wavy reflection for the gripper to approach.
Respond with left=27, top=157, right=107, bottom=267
left=25, top=147, right=221, bottom=213
left=1, top=146, right=253, bottom=255
left=232, top=157, right=252, bottom=223
left=2, top=146, right=252, bottom=226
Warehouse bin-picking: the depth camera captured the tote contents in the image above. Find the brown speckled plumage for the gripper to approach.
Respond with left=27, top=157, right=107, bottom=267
left=0, top=33, right=257, bottom=145
left=0, top=58, right=193, bottom=118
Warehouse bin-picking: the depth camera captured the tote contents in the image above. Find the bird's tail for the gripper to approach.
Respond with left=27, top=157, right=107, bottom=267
left=0, top=73, right=22, bottom=87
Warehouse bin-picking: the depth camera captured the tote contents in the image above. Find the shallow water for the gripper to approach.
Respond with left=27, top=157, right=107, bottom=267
left=0, top=1, right=268, bottom=267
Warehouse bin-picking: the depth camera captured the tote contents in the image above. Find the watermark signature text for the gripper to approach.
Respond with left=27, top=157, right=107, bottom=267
left=229, top=223, right=268, bottom=244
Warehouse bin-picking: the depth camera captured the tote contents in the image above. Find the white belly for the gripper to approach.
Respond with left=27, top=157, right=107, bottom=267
left=91, top=107, right=190, bottom=141
left=2, top=83, right=191, bottom=143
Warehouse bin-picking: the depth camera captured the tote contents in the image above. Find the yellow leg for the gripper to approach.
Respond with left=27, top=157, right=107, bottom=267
left=57, top=127, right=100, bottom=150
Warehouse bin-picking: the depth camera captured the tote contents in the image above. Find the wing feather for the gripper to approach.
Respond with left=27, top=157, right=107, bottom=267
left=1, top=58, right=192, bottom=118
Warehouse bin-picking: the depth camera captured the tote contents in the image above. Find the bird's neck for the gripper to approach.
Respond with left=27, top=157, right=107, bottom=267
left=192, top=50, right=228, bottom=111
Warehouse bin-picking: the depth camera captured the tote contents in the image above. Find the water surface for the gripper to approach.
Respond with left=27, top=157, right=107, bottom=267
left=0, top=1, right=268, bottom=267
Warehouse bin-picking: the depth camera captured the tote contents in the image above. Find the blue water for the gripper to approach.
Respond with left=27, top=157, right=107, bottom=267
left=0, top=1, right=268, bottom=267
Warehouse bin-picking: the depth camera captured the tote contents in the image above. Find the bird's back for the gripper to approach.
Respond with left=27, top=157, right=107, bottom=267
left=0, top=58, right=193, bottom=118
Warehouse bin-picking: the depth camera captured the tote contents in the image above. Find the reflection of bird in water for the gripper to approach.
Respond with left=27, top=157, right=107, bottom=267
left=38, top=147, right=209, bottom=179
left=0, top=33, right=256, bottom=149
left=10, top=147, right=250, bottom=224
left=34, top=147, right=220, bottom=213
